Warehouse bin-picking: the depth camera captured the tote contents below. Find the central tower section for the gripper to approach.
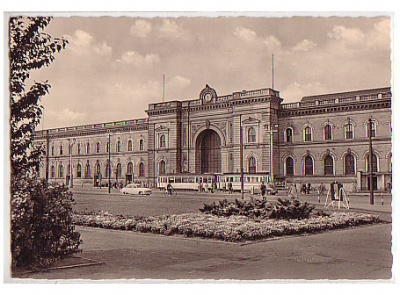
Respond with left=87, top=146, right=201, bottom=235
left=195, top=129, right=222, bottom=173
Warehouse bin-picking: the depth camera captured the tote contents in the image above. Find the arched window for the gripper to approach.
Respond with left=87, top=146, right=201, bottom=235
left=96, top=142, right=101, bottom=153
left=366, top=121, right=377, bottom=138
left=116, top=163, right=122, bottom=178
left=85, top=162, right=91, bottom=178
left=138, top=162, right=145, bottom=177
left=159, top=160, right=166, bottom=175
left=324, top=155, right=334, bottom=175
left=159, top=135, right=166, bottom=148
left=95, top=163, right=101, bottom=175
left=127, top=140, right=133, bottom=152
left=105, top=161, right=110, bottom=178
left=51, top=146, right=55, bottom=156
left=58, top=165, right=64, bottom=178
left=304, top=156, right=313, bottom=176
left=106, top=142, right=110, bottom=153
left=139, top=139, right=144, bottom=151
left=324, top=124, right=332, bottom=140
left=285, top=157, right=294, bottom=176
left=127, top=162, right=133, bottom=174
left=366, top=153, right=378, bottom=173
left=77, top=164, right=82, bottom=178
left=59, top=145, right=63, bottom=155
left=248, top=127, right=256, bottom=143
left=285, top=128, right=293, bottom=143
left=86, top=142, right=90, bottom=154
left=304, top=127, right=312, bottom=142
left=248, top=157, right=256, bottom=173
left=51, top=165, right=55, bottom=178
left=344, top=154, right=355, bottom=175
left=344, top=122, right=354, bottom=139
left=116, top=140, right=122, bottom=152
left=77, top=143, right=82, bottom=155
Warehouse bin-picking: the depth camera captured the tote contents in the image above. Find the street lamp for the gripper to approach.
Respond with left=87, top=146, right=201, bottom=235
left=108, top=133, right=111, bottom=194
left=270, top=124, right=279, bottom=183
left=69, top=138, right=76, bottom=188
left=368, top=118, right=374, bottom=205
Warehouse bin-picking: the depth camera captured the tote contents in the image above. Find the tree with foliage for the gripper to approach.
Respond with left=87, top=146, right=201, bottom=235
left=9, top=16, right=81, bottom=269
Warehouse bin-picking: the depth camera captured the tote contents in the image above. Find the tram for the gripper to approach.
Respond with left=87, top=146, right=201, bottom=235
left=218, top=173, right=271, bottom=193
left=157, top=174, right=217, bottom=191
left=157, top=173, right=271, bottom=193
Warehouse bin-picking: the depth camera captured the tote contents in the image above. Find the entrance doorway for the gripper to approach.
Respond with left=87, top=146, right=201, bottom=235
left=195, top=129, right=221, bottom=173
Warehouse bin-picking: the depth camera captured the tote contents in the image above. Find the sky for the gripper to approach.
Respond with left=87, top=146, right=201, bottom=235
left=25, top=14, right=392, bottom=130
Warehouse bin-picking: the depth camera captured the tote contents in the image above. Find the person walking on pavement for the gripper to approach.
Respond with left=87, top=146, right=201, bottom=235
left=288, top=183, right=298, bottom=200
left=260, top=181, right=267, bottom=200
left=228, top=182, right=233, bottom=194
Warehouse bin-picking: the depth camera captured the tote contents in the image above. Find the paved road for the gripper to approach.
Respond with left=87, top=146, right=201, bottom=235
left=11, top=186, right=394, bottom=281
left=16, top=222, right=392, bottom=280
left=71, top=187, right=392, bottom=221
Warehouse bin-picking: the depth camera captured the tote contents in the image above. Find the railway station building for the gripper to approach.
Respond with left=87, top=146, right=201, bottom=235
left=33, top=84, right=392, bottom=193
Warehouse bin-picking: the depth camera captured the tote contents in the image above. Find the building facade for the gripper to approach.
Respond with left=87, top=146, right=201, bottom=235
left=34, top=85, right=392, bottom=192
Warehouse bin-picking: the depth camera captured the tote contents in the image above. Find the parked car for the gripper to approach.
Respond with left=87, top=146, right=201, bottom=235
left=266, top=183, right=278, bottom=195
left=120, top=184, right=152, bottom=195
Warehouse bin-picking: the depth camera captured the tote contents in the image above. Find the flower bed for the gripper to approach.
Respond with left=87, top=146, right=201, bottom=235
left=72, top=211, right=380, bottom=242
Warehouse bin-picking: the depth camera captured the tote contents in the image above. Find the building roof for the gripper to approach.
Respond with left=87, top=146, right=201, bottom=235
left=300, top=87, right=391, bottom=103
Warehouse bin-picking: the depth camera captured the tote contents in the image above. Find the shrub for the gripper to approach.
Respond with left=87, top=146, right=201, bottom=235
left=11, top=177, right=82, bottom=269
left=268, top=198, right=316, bottom=220
left=199, top=197, right=315, bottom=220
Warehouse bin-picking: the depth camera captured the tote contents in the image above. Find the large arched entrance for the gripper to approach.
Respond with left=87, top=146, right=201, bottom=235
left=195, top=129, right=221, bottom=173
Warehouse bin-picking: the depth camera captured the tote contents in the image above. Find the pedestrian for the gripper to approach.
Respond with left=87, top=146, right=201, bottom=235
left=318, top=183, right=324, bottom=203
left=260, top=181, right=266, bottom=199
left=212, top=182, right=217, bottom=193
left=307, top=183, right=311, bottom=194
left=167, top=182, right=173, bottom=196
left=228, top=182, right=233, bottom=194
left=288, top=183, right=298, bottom=199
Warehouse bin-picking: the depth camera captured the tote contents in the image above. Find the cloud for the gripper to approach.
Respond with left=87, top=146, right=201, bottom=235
left=119, top=51, right=160, bottom=67
left=129, top=20, right=152, bottom=37
left=93, top=41, right=112, bottom=56
left=263, top=35, right=282, bottom=51
left=234, top=26, right=281, bottom=51
left=67, top=30, right=112, bottom=56
left=47, top=108, right=86, bottom=124
left=234, top=27, right=257, bottom=42
left=328, top=25, right=366, bottom=47
left=292, top=39, right=317, bottom=51
left=366, top=19, right=391, bottom=49
left=159, top=19, right=181, bottom=34
left=281, top=82, right=330, bottom=103
left=170, top=75, right=191, bottom=87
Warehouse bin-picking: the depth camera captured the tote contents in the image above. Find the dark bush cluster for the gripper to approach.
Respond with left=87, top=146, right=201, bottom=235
left=199, top=197, right=316, bottom=220
left=11, top=177, right=82, bottom=269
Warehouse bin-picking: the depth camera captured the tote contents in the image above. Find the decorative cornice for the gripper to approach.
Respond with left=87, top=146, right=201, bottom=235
left=278, top=100, right=391, bottom=118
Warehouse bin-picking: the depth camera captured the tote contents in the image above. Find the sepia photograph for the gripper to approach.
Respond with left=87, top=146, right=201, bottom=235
left=2, top=2, right=399, bottom=291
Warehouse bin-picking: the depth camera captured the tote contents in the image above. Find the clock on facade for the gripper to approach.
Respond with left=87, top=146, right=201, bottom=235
left=203, top=92, right=213, bottom=103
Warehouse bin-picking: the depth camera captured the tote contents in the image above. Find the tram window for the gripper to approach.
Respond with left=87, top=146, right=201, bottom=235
left=176, top=177, right=182, bottom=183
left=169, top=177, right=175, bottom=183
